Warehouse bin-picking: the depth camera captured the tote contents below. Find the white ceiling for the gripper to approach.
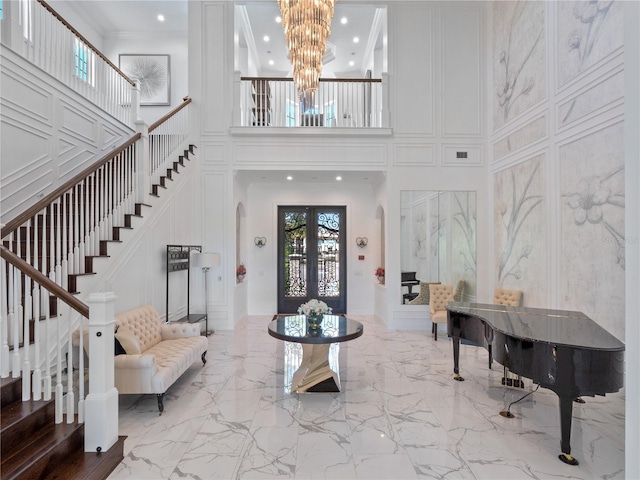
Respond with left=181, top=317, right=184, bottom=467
left=56, top=1, right=381, bottom=78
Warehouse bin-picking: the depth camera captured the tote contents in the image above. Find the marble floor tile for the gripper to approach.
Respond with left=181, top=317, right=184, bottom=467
left=108, top=315, right=624, bottom=479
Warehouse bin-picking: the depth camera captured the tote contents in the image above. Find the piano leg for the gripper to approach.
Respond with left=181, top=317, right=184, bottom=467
left=452, top=337, right=464, bottom=381
left=558, top=394, right=579, bottom=465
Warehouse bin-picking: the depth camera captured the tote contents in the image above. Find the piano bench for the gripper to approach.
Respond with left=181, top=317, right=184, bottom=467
left=403, top=293, right=419, bottom=304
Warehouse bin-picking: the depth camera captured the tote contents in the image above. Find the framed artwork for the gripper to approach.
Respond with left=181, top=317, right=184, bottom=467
left=119, top=54, right=171, bottom=106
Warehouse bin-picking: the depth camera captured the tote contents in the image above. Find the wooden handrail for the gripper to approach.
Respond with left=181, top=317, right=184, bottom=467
left=1, top=133, right=141, bottom=238
left=241, top=77, right=382, bottom=83
left=148, top=96, right=193, bottom=132
left=36, top=0, right=135, bottom=86
left=1, top=245, right=90, bottom=318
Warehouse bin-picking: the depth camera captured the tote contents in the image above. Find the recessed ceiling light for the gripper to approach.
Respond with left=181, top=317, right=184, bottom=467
left=276, top=16, right=282, bottom=23
left=263, top=35, right=270, bottom=42
left=157, top=14, right=165, bottom=22
left=287, top=176, right=293, bottom=181
left=336, top=176, right=342, bottom=181
left=269, top=60, right=274, bottom=66
left=341, top=17, right=347, bottom=24
left=349, top=61, right=354, bottom=67
left=353, top=37, right=359, bottom=43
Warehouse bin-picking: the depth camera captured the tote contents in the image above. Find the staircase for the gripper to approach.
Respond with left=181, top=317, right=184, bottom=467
left=1, top=377, right=125, bottom=479
left=2, top=138, right=197, bottom=479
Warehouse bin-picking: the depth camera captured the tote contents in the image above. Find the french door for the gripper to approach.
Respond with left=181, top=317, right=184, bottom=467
left=278, top=206, right=346, bottom=314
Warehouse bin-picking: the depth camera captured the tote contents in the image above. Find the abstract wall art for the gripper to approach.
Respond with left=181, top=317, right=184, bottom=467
left=119, top=54, right=171, bottom=106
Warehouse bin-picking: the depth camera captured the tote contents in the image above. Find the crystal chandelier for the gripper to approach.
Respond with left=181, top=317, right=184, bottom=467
left=277, top=0, right=336, bottom=97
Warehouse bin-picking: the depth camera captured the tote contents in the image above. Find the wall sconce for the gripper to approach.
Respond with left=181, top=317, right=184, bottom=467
left=356, top=237, right=368, bottom=248
left=254, top=237, right=267, bottom=248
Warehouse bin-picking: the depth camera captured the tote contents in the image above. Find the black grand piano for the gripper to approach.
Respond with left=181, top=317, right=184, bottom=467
left=446, top=302, right=624, bottom=466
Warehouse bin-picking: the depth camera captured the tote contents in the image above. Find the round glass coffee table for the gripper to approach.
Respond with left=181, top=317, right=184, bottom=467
left=267, top=314, right=364, bottom=393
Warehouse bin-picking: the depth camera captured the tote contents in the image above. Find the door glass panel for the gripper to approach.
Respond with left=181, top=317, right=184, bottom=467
left=317, top=211, right=340, bottom=297
left=284, top=211, right=307, bottom=298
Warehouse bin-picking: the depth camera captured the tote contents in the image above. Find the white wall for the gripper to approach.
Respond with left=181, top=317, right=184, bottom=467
left=245, top=182, right=378, bottom=316
left=103, top=32, right=189, bottom=126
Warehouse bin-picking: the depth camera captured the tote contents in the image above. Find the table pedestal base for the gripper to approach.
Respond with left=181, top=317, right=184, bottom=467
left=291, top=344, right=340, bottom=393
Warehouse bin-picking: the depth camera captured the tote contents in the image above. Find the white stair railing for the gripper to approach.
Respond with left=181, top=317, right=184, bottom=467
left=1, top=0, right=136, bottom=126
left=0, top=246, right=88, bottom=424
left=149, top=97, right=193, bottom=188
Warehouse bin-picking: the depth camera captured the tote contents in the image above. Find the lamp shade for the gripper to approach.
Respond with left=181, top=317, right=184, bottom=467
left=191, top=252, right=221, bottom=268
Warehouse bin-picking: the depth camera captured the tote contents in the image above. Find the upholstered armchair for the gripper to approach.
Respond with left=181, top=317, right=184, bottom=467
left=453, top=279, right=465, bottom=302
left=409, top=281, right=440, bottom=305
left=429, top=284, right=454, bottom=340
left=493, top=288, right=522, bottom=306
left=492, top=287, right=523, bottom=379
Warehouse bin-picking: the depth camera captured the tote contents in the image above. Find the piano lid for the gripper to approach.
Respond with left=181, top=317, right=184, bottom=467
left=447, top=302, right=624, bottom=351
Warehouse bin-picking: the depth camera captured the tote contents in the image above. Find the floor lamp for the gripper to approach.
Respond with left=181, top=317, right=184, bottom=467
left=191, top=251, right=220, bottom=335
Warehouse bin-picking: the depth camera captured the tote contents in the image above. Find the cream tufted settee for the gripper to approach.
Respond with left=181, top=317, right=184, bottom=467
left=76, top=304, right=208, bottom=414
left=114, top=304, right=208, bottom=413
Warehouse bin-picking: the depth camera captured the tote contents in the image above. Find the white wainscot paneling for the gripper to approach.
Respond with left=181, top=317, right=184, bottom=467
left=108, top=238, right=148, bottom=314
left=0, top=121, right=53, bottom=221
left=202, top=143, right=227, bottom=164
left=393, top=5, right=434, bottom=135
left=493, top=115, right=547, bottom=161
left=202, top=3, right=228, bottom=135
left=557, top=69, right=624, bottom=129
left=59, top=99, right=98, bottom=144
left=1, top=68, right=53, bottom=123
left=442, top=144, right=483, bottom=167
left=100, top=123, right=127, bottom=151
left=173, top=174, right=198, bottom=244
left=57, top=142, right=95, bottom=178
left=393, top=144, right=434, bottom=166
left=442, top=7, right=482, bottom=137
left=203, top=172, right=227, bottom=305
left=234, top=142, right=386, bottom=166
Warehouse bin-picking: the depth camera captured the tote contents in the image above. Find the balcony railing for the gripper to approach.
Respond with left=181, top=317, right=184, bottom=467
left=235, top=74, right=389, bottom=129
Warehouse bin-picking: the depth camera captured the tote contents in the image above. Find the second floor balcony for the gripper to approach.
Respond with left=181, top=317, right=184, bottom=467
left=233, top=74, right=391, bottom=134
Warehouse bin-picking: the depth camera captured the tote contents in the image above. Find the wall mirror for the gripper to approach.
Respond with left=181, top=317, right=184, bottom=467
left=400, top=191, right=477, bottom=305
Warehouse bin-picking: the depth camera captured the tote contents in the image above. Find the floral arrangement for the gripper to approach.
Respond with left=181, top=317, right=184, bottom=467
left=236, top=264, right=246, bottom=276
left=298, top=299, right=332, bottom=317
left=375, top=267, right=385, bottom=277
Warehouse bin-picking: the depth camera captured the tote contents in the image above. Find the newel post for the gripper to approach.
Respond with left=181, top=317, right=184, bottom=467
left=131, top=80, right=142, bottom=123
left=84, top=292, right=119, bottom=453
left=135, top=120, right=151, bottom=205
